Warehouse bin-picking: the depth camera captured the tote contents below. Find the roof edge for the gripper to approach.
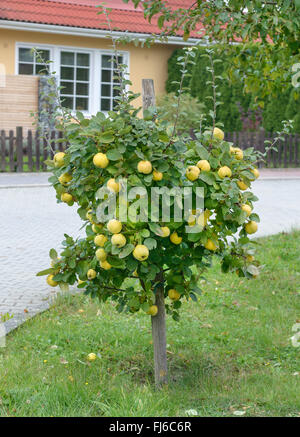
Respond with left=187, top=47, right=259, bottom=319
left=0, top=19, right=201, bottom=46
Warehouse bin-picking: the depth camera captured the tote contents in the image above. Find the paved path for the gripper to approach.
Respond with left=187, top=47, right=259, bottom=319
left=0, top=171, right=300, bottom=334
left=0, top=179, right=82, bottom=333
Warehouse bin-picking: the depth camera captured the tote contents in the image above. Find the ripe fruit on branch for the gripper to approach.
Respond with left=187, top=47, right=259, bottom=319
left=54, top=152, right=65, bottom=168
left=237, top=180, right=249, bottom=191
left=137, top=160, right=152, bottom=174
left=61, top=193, right=73, bottom=203
left=232, top=147, right=244, bottom=160
left=107, top=219, right=122, bottom=234
left=152, top=170, right=163, bottom=181
left=241, top=204, right=252, bottom=217
left=197, top=160, right=211, bottom=172
left=197, top=210, right=211, bottom=227
left=170, top=232, right=182, bottom=245
left=96, top=248, right=107, bottom=261
left=86, top=209, right=93, bottom=222
left=186, top=165, right=200, bottom=181
left=100, top=260, right=112, bottom=270
left=168, top=289, right=180, bottom=301
left=94, top=234, right=108, bottom=247
left=93, top=153, right=109, bottom=169
left=87, top=269, right=97, bottom=280
left=251, top=168, right=260, bottom=178
left=92, top=224, right=103, bottom=233
left=111, top=233, right=126, bottom=248
left=147, top=305, right=158, bottom=316
left=187, top=214, right=196, bottom=226
left=47, top=274, right=58, bottom=287
left=204, top=239, right=217, bottom=251
left=107, top=178, right=120, bottom=193
left=160, top=226, right=170, bottom=237
left=218, top=166, right=232, bottom=178
left=58, top=173, right=72, bottom=185
left=213, top=127, right=224, bottom=140
left=245, top=221, right=258, bottom=234
left=133, top=244, right=149, bottom=261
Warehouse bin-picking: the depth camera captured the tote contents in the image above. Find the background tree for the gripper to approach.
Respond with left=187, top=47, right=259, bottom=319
left=125, top=0, right=300, bottom=101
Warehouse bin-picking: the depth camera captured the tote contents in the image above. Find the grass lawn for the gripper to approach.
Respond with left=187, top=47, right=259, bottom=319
left=0, top=231, right=299, bottom=417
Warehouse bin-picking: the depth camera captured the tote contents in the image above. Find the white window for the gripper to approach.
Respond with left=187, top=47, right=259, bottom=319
left=18, top=47, right=51, bottom=75
left=60, top=51, right=90, bottom=112
left=100, top=54, right=123, bottom=111
left=16, top=43, right=129, bottom=115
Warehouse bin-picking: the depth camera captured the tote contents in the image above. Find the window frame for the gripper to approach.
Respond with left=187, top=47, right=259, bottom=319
left=17, top=45, right=53, bottom=76
left=15, top=42, right=130, bottom=116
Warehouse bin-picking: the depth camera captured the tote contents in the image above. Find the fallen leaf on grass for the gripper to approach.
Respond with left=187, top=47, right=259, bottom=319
left=185, top=409, right=198, bottom=416
left=233, top=410, right=246, bottom=416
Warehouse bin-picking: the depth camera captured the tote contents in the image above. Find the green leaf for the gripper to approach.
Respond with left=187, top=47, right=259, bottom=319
left=76, top=260, right=90, bottom=279
left=99, top=132, right=115, bottom=143
left=106, top=149, right=122, bottom=160
left=148, top=222, right=164, bottom=236
left=249, top=213, right=260, bottom=223
left=195, top=144, right=210, bottom=160
left=107, top=256, right=126, bottom=269
left=36, top=268, right=54, bottom=277
left=141, top=302, right=150, bottom=313
left=158, top=131, right=170, bottom=143
left=119, top=244, right=134, bottom=258
left=198, top=172, right=215, bottom=185
left=49, top=249, right=58, bottom=260
left=144, top=238, right=157, bottom=250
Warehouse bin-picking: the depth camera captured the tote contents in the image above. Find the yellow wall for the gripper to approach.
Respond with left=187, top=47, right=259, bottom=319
left=0, top=28, right=178, bottom=110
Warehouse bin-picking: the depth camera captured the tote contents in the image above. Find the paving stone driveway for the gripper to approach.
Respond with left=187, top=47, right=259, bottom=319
left=0, top=171, right=300, bottom=332
left=0, top=177, right=82, bottom=332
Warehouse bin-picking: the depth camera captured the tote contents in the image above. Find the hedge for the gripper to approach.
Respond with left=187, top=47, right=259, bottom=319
left=166, top=47, right=300, bottom=133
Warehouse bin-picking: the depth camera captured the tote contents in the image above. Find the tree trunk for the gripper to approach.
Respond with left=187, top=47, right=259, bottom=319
left=142, top=79, right=168, bottom=387
left=151, top=274, right=168, bottom=386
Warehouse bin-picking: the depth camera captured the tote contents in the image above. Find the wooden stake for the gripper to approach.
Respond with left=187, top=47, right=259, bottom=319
left=142, top=79, right=168, bottom=387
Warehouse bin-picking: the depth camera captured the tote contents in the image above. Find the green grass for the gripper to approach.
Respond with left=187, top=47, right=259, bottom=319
left=0, top=231, right=300, bottom=417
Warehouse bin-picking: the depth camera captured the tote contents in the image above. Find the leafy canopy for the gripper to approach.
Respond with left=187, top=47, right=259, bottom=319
left=125, top=0, right=300, bottom=99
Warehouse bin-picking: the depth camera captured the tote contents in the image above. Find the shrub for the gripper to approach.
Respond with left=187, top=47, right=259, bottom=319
left=156, top=92, right=205, bottom=134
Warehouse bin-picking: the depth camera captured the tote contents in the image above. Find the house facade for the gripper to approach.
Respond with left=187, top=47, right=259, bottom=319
left=0, top=0, right=199, bottom=132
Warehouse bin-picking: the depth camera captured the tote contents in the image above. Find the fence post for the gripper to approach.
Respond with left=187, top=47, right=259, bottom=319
left=0, top=130, right=6, bottom=172
left=9, top=130, right=15, bottom=172
left=35, top=130, right=40, bottom=171
left=295, top=134, right=300, bottom=167
left=27, top=130, right=33, bottom=172
left=16, top=126, right=23, bottom=172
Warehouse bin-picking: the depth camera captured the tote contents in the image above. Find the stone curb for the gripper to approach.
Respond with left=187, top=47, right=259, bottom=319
left=0, top=184, right=50, bottom=189
left=2, top=288, right=79, bottom=336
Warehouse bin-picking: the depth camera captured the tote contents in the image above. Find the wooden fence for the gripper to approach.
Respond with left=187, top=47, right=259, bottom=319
left=225, top=131, right=300, bottom=168
left=0, top=127, right=67, bottom=172
left=0, top=127, right=299, bottom=172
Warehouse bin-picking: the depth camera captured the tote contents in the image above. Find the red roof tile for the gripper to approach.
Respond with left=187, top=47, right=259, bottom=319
left=0, top=0, right=203, bottom=38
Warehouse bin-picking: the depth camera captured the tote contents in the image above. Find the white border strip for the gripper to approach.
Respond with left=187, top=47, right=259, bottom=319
left=0, top=20, right=200, bottom=46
